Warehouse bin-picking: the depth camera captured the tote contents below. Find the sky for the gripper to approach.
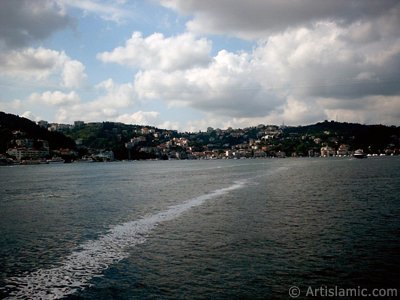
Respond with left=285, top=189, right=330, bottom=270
left=0, top=0, right=399, bottom=131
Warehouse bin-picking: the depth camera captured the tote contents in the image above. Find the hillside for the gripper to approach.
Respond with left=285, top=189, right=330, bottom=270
left=0, top=112, right=76, bottom=153
left=283, top=120, right=400, bottom=153
left=58, top=119, right=400, bottom=159
left=1, top=111, right=399, bottom=160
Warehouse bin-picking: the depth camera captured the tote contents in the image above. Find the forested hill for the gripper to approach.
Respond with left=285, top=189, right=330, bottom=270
left=1, top=111, right=399, bottom=158
left=283, top=120, right=399, bottom=136
left=283, top=120, right=400, bottom=152
left=0, top=112, right=76, bottom=152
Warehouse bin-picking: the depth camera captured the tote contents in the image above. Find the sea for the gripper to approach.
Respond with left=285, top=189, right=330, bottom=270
left=0, top=157, right=399, bottom=299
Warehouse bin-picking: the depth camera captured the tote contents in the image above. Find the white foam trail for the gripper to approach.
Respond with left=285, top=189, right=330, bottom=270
left=5, top=180, right=246, bottom=299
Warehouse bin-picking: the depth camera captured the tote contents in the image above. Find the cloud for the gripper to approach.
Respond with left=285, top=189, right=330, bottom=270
left=1, top=78, right=141, bottom=125
left=134, top=50, right=283, bottom=118
left=97, top=32, right=212, bottom=71
left=131, top=20, right=400, bottom=127
left=54, top=107, right=162, bottom=128
left=0, top=47, right=67, bottom=79
left=54, top=102, right=119, bottom=123
left=2, top=1, right=398, bottom=130
left=321, top=95, right=400, bottom=125
left=279, top=97, right=326, bottom=125
left=0, top=47, right=87, bottom=88
left=29, top=91, right=80, bottom=106
left=21, top=111, right=41, bottom=122
left=0, top=0, right=131, bottom=50
left=0, top=0, right=70, bottom=49
left=0, top=99, right=23, bottom=113
left=252, top=21, right=400, bottom=100
left=157, top=120, right=180, bottom=131
left=62, top=60, right=88, bottom=89
left=94, top=79, right=137, bottom=108
left=99, top=2, right=400, bottom=128
left=54, top=106, right=163, bottom=127
left=116, top=111, right=160, bottom=125
left=62, top=0, right=129, bottom=23
left=49, top=79, right=139, bottom=123
left=159, top=0, right=400, bottom=40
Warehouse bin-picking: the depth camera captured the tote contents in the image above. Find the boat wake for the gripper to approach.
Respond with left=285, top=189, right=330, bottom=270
left=4, top=180, right=247, bottom=299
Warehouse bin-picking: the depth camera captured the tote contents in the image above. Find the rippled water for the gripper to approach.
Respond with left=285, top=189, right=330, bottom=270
left=0, top=158, right=399, bottom=299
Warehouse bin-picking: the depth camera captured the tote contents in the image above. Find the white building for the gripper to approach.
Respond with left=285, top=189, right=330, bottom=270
left=7, top=148, right=49, bottom=161
left=94, top=151, right=114, bottom=161
left=337, top=144, right=349, bottom=156
left=320, top=146, right=335, bottom=157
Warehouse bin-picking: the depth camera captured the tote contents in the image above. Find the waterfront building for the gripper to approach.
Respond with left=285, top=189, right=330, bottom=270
left=337, top=144, right=350, bottom=156
left=320, top=146, right=335, bottom=157
left=7, top=148, right=49, bottom=161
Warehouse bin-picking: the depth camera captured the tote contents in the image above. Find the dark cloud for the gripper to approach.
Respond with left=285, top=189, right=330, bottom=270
left=0, top=0, right=71, bottom=49
left=161, top=0, right=400, bottom=39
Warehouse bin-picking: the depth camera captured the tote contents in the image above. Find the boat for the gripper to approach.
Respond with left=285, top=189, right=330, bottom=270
left=353, top=149, right=367, bottom=159
left=47, top=157, right=65, bottom=164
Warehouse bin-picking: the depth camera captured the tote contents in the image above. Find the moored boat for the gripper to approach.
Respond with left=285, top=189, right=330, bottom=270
left=47, top=157, right=65, bottom=163
left=353, top=149, right=367, bottom=159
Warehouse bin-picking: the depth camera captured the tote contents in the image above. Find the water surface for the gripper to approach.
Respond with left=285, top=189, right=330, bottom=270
left=1, top=158, right=399, bottom=299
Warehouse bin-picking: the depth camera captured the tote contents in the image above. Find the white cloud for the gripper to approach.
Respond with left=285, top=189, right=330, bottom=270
left=61, top=0, right=129, bottom=23
left=54, top=104, right=118, bottom=123
left=1, top=78, right=140, bottom=125
left=157, top=120, right=180, bottom=131
left=29, top=91, right=80, bottom=106
left=321, top=95, right=400, bottom=125
left=0, top=47, right=68, bottom=79
left=132, top=20, right=400, bottom=127
left=0, top=98, right=23, bottom=112
left=257, top=21, right=400, bottom=100
left=280, top=97, right=326, bottom=125
left=0, top=47, right=87, bottom=88
left=97, top=32, right=212, bottom=71
left=54, top=107, right=162, bottom=127
left=2, top=1, right=399, bottom=130
left=134, top=49, right=283, bottom=117
left=48, top=79, right=139, bottom=123
left=62, top=60, right=88, bottom=89
left=94, top=79, right=136, bottom=108
left=21, top=111, right=41, bottom=122
left=116, top=111, right=160, bottom=125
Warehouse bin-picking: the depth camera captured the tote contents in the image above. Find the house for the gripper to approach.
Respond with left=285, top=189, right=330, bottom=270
left=337, top=144, right=349, bottom=156
left=320, top=146, right=335, bottom=157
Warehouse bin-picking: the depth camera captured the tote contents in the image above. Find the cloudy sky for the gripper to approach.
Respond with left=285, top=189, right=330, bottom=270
left=0, top=0, right=399, bottom=131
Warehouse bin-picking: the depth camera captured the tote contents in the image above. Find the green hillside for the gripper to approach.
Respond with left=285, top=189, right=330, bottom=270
left=0, top=112, right=76, bottom=153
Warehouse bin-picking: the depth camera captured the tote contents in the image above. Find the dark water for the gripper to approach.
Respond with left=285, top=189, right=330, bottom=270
left=0, top=158, right=399, bottom=299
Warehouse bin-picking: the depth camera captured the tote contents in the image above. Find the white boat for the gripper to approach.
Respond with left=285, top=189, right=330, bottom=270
left=47, top=157, right=65, bottom=163
left=353, top=149, right=367, bottom=159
